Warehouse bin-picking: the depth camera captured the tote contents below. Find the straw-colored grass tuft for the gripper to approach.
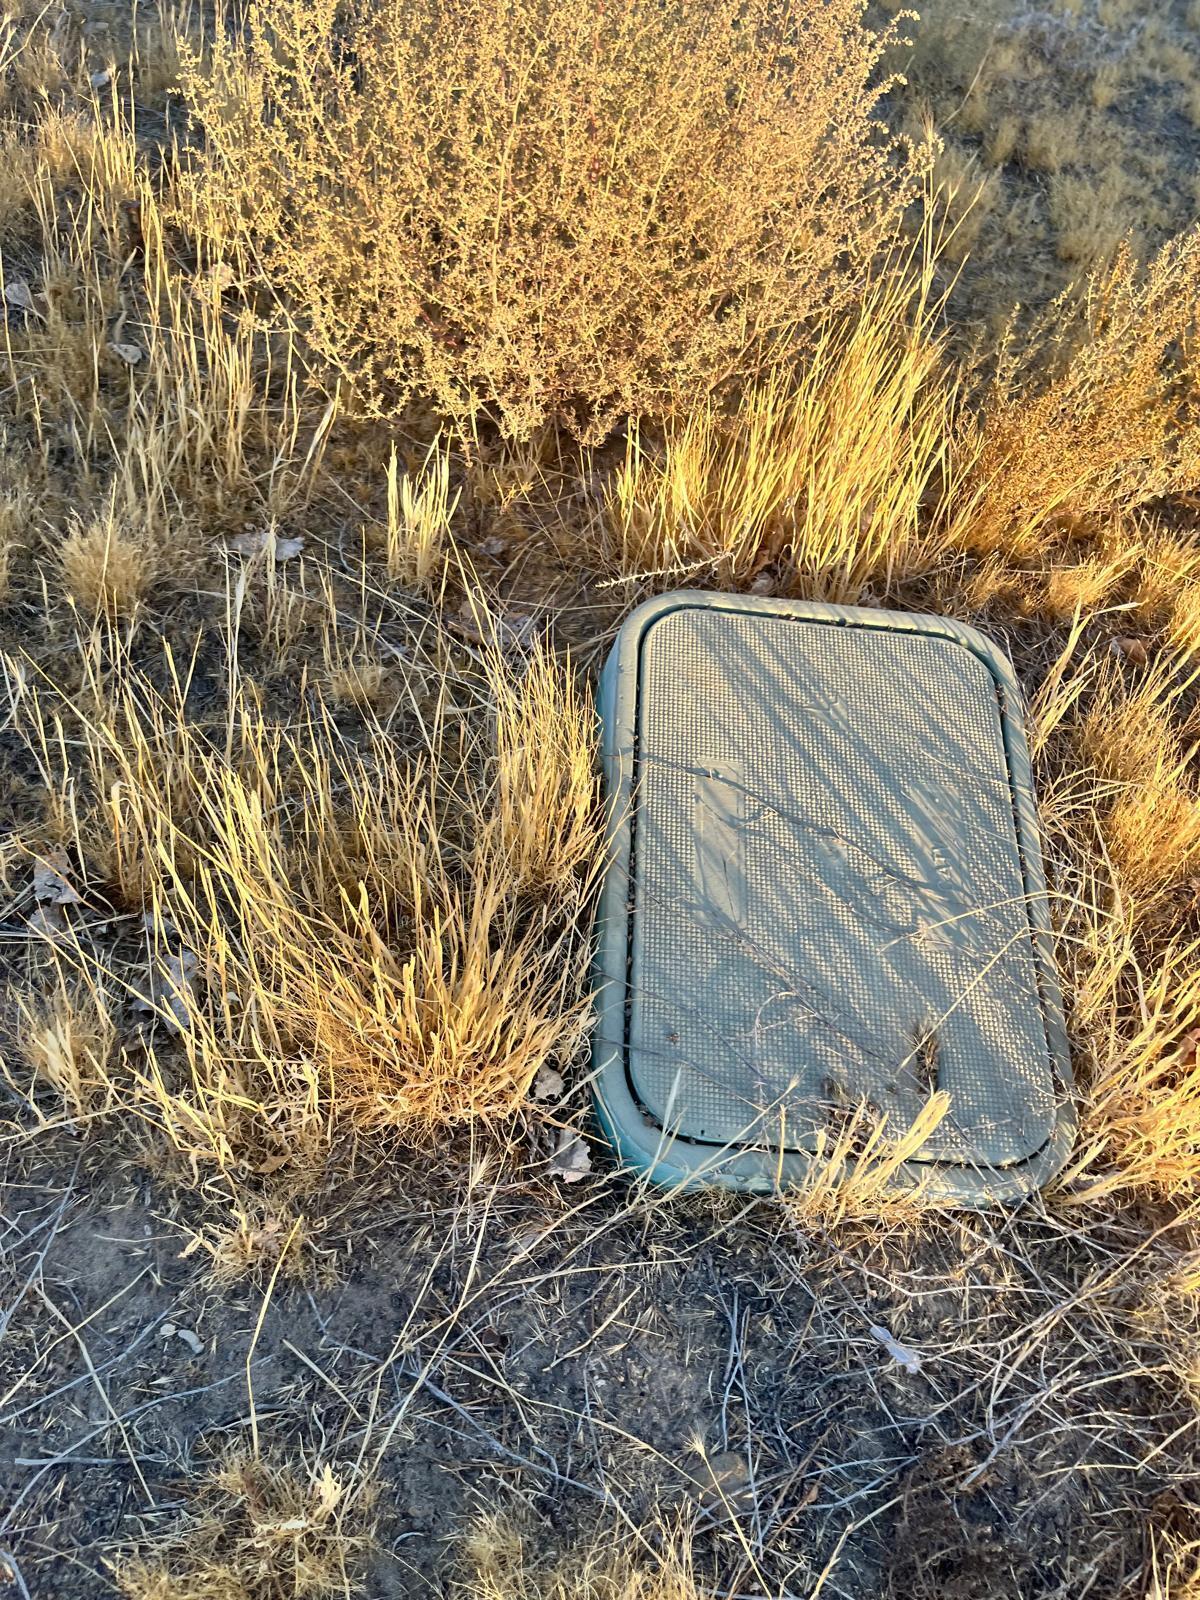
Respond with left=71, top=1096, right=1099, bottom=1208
left=116, top=1453, right=375, bottom=1600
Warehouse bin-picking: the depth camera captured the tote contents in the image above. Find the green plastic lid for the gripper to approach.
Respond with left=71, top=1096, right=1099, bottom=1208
left=591, top=593, right=1075, bottom=1205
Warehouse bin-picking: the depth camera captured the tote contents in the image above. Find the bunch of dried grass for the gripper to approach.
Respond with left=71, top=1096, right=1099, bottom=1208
left=948, top=230, right=1200, bottom=557
left=9, top=608, right=600, bottom=1180
left=117, top=1453, right=375, bottom=1600
left=601, top=250, right=957, bottom=598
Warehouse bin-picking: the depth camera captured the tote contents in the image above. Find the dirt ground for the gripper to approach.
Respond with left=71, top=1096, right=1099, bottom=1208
left=2, top=1114, right=1191, bottom=1595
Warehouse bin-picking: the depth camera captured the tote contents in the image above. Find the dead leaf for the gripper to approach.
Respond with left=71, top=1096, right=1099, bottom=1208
left=229, top=528, right=305, bottom=562
left=1111, top=636, right=1149, bottom=667
left=448, top=590, right=533, bottom=651
left=3, top=278, right=33, bottom=312
left=135, top=948, right=199, bottom=1034
left=255, top=1150, right=291, bottom=1176
left=533, top=1067, right=564, bottom=1102
left=869, top=1323, right=922, bottom=1374
left=27, top=904, right=68, bottom=940
left=547, top=1127, right=591, bottom=1183
left=33, top=847, right=82, bottom=905
left=108, top=339, right=144, bottom=366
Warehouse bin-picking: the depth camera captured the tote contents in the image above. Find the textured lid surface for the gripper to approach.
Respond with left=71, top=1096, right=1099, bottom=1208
left=627, top=606, right=1057, bottom=1168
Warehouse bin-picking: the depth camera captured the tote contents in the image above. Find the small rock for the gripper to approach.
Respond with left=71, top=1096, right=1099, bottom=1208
left=696, top=1450, right=754, bottom=1515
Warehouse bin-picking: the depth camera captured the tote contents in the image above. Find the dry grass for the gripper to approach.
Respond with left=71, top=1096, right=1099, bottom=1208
left=11, top=975, right=119, bottom=1123
left=600, top=247, right=957, bottom=598
left=6, top=608, right=599, bottom=1178
left=116, top=1453, right=376, bottom=1599
left=382, top=437, right=460, bottom=590
left=182, top=0, right=925, bottom=443
left=459, top=1515, right=698, bottom=1600
left=897, top=0, right=1200, bottom=316
left=486, top=633, right=600, bottom=895
left=783, top=1093, right=951, bottom=1233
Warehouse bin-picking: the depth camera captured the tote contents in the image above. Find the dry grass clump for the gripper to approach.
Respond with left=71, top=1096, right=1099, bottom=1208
left=1071, top=659, right=1200, bottom=908
left=486, top=636, right=599, bottom=895
left=8, top=610, right=600, bottom=1179
left=11, top=976, right=119, bottom=1123
left=182, top=1205, right=318, bottom=1286
left=382, top=437, right=460, bottom=589
left=460, top=1515, right=698, bottom=1600
left=1060, top=936, right=1200, bottom=1205
left=0, top=89, right=335, bottom=582
left=183, top=0, right=924, bottom=443
left=1033, top=641, right=1200, bottom=1204
left=784, top=1093, right=950, bottom=1232
left=58, top=504, right=161, bottom=616
left=116, top=1453, right=375, bottom=1600
left=948, top=232, right=1200, bottom=558
left=601, top=256, right=956, bottom=598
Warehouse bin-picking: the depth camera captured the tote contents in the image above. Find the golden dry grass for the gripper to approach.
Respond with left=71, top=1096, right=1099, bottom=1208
left=459, top=1515, right=698, bottom=1600
left=782, top=1092, right=951, bottom=1233
left=600, top=244, right=957, bottom=598
left=7, top=610, right=598, bottom=1178
left=116, top=1453, right=376, bottom=1600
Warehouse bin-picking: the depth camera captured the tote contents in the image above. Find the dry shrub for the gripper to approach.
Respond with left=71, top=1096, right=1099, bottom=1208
left=184, top=0, right=923, bottom=443
left=601, top=255, right=956, bottom=597
left=949, top=229, right=1200, bottom=557
left=116, top=1453, right=375, bottom=1600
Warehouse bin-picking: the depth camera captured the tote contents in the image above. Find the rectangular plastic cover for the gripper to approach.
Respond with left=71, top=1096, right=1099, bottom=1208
left=591, top=594, right=1075, bottom=1203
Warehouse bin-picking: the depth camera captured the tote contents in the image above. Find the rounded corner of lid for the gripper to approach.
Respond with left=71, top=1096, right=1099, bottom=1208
left=931, top=614, right=1023, bottom=693
left=608, top=589, right=707, bottom=653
